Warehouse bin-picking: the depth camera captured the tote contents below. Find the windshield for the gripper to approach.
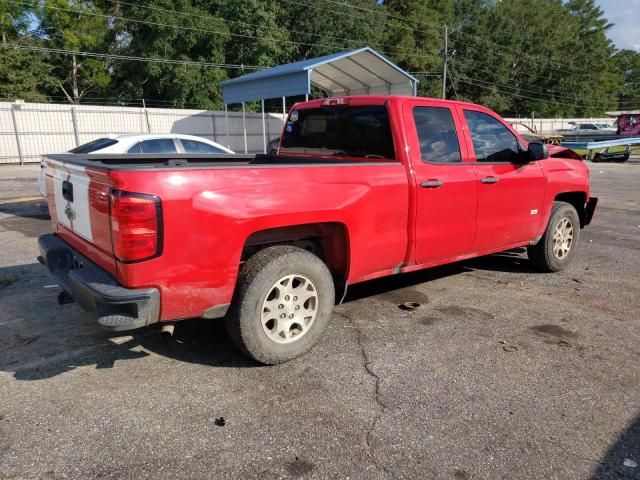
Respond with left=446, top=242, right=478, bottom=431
left=280, top=105, right=395, bottom=159
left=69, top=138, right=118, bottom=154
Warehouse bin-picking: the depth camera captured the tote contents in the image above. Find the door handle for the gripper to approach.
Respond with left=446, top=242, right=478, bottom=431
left=420, top=179, right=444, bottom=188
left=480, top=176, right=499, bottom=184
left=62, top=180, right=74, bottom=202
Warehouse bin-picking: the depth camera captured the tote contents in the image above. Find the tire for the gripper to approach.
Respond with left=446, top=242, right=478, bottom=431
left=528, top=201, right=581, bottom=272
left=225, top=246, right=335, bottom=365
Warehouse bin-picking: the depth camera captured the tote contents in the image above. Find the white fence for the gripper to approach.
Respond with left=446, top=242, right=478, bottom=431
left=0, top=102, right=286, bottom=164
left=0, top=101, right=614, bottom=165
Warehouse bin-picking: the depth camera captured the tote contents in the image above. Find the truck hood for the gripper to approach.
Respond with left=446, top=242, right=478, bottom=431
left=547, top=144, right=582, bottom=160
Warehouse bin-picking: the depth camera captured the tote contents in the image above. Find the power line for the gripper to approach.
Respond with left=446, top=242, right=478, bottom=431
left=448, top=58, right=609, bottom=104
left=104, top=0, right=414, bottom=56
left=450, top=69, right=608, bottom=110
left=450, top=33, right=611, bottom=82
left=0, top=44, right=264, bottom=69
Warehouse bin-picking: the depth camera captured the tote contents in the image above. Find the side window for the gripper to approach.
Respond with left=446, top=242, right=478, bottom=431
left=139, top=139, right=177, bottom=153
left=413, top=107, right=461, bottom=163
left=181, top=139, right=224, bottom=153
left=127, top=142, right=142, bottom=153
left=579, top=124, right=597, bottom=130
left=463, top=110, right=520, bottom=163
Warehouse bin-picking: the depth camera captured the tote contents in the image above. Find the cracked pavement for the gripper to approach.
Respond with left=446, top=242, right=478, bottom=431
left=1, top=162, right=640, bottom=479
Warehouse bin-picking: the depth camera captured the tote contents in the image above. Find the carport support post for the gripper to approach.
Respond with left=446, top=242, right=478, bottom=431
left=142, top=98, right=151, bottom=133
left=261, top=99, right=267, bottom=154
left=71, top=106, right=80, bottom=147
left=242, top=102, right=247, bottom=154
left=282, top=96, right=286, bottom=121
left=10, top=104, right=24, bottom=165
left=224, top=104, right=230, bottom=149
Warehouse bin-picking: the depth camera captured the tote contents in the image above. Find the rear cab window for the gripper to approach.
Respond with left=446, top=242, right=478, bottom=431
left=280, top=104, right=395, bottom=160
left=69, top=138, right=118, bottom=153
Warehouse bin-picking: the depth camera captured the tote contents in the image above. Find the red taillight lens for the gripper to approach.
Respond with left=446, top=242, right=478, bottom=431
left=110, top=190, right=162, bottom=262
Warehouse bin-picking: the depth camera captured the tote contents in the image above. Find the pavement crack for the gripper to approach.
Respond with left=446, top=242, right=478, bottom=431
left=334, top=310, right=391, bottom=478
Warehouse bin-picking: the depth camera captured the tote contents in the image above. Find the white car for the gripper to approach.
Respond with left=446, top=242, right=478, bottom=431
left=39, top=134, right=233, bottom=197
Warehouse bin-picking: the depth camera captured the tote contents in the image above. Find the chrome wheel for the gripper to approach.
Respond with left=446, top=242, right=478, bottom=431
left=261, top=274, right=318, bottom=344
left=552, top=217, right=574, bottom=259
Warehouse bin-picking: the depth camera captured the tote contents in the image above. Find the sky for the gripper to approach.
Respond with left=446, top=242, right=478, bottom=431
left=597, top=0, right=640, bottom=50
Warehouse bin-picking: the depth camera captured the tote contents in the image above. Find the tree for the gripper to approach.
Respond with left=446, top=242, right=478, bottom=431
left=36, top=0, right=111, bottom=103
left=562, top=0, right=620, bottom=115
left=614, top=49, right=640, bottom=111
left=0, top=2, right=56, bottom=101
left=104, top=0, right=230, bottom=108
left=383, top=0, right=455, bottom=98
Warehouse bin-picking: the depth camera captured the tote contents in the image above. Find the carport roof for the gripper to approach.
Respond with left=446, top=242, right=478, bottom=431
left=221, top=47, right=419, bottom=104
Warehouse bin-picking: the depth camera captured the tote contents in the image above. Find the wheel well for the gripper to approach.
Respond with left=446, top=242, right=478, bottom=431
left=241, top=223, right=350, bottom=292
left=555, top=192, right=587, bottom=227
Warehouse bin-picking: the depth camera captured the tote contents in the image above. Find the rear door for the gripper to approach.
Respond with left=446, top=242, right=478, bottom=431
left=458, top=107, right=546, bottom=251
left=403, top=99, right=477, bottom=263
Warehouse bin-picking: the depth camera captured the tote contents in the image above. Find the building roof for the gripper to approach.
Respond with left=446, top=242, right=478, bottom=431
left=221, top=47, right=419, bottom=104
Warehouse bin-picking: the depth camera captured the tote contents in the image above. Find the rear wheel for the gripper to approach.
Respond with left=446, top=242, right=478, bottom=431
left=225, top=246, right=335, bottom=364
left=528, top=201, right=581, bottom=272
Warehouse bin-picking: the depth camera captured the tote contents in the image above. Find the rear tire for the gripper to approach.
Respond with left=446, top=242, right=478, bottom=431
left=528, top=201, right=581, bottom=272
left=225, top=246, right=335, bottom=365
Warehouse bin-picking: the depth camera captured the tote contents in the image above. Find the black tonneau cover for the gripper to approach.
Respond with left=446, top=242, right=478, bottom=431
left=44, top=153, right=397, bottom=171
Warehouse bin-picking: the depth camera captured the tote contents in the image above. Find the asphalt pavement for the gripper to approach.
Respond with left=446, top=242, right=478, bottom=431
left=0, top=161, right=639, bottom=480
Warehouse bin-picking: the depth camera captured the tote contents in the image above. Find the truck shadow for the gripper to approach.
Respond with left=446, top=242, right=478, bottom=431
left=345, top=248, right=534, bottom=302
left=0, top=198, right=51, bottom=239
left=590, top=414, right=640, bottom=479
left=1, top=250, right=537, bottom=381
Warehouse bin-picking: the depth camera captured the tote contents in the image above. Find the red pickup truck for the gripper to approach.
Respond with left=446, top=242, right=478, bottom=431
left=38, top=96, right=597, bottom=364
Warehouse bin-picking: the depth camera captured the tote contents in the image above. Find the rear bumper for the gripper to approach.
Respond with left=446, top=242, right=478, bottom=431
left=37, top=234, right=160, bottom=331
left=585, top=196, right=598, bottom=225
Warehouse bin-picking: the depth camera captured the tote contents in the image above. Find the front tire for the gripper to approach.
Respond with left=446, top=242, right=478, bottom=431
left=225, top=246, right=335, bottom=364
left=528, top=201, right=581, bottom=272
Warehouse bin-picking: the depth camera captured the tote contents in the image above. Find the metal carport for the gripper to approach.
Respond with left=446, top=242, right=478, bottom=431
left=220, top=47, right=419, bottom=153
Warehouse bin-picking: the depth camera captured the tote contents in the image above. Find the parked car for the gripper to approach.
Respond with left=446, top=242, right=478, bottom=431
left=38, top=134, right=233, bottom=197
left=509, top=122, right=563, bottom=145
left=38, top=96, right=597, bottom=364
left=557, top=122, right=617, bottom=135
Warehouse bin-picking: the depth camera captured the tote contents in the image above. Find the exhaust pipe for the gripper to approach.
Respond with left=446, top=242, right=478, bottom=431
left=160, top=323, right=175, bottom=338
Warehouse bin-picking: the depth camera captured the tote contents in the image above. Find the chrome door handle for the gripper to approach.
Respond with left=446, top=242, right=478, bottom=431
left=480, top=176, right=499, bottom=184
left=421, top=179, right=444, bottom=188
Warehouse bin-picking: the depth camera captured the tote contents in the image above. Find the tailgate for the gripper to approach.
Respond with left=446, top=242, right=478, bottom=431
left=45, top=158, right=116, bottom=274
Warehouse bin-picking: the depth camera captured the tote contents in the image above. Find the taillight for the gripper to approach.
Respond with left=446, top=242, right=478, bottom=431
left=109, top=190, right=162, bottom=262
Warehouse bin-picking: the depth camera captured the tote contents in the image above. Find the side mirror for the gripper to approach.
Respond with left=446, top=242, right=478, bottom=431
left=527, top=142, right=548, bottom=161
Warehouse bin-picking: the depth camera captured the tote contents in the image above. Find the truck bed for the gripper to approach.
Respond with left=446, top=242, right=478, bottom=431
left=45, top=153, right=397, bottom=170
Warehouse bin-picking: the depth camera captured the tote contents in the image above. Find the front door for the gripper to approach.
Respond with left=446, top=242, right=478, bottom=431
left=458, top=108, right=546, bottom=252
left=403, top=100, right=478, bottom=264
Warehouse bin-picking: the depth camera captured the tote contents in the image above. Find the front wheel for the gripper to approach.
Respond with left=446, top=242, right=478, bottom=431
left=528, top=201, right=581, bottom=272
left=225, top=246, right=335, bottom=364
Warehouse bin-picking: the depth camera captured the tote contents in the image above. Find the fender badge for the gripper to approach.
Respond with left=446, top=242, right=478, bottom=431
left=530, top=209, right=538, bottom=215
left=64, top=203, right=76, bottom=221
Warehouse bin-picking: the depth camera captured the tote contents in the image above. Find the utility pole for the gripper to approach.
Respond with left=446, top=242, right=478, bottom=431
left=442, top=25, right=448, bottom=100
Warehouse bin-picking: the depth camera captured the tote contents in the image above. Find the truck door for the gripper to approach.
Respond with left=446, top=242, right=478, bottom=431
left=403, top=100, right=477, bottom=263
left=458, top=107, right=546, bottom=251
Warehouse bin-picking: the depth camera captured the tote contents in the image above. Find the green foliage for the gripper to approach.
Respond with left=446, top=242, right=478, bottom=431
left=614, top=50, right=640, bottom=111
left=36, top=0, right=111, bottom=103
left=103, top=0, right=230, bottom=108
left=0, top=0, right=630, bottom=117
left=0, top=45, right=56, bottom=101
